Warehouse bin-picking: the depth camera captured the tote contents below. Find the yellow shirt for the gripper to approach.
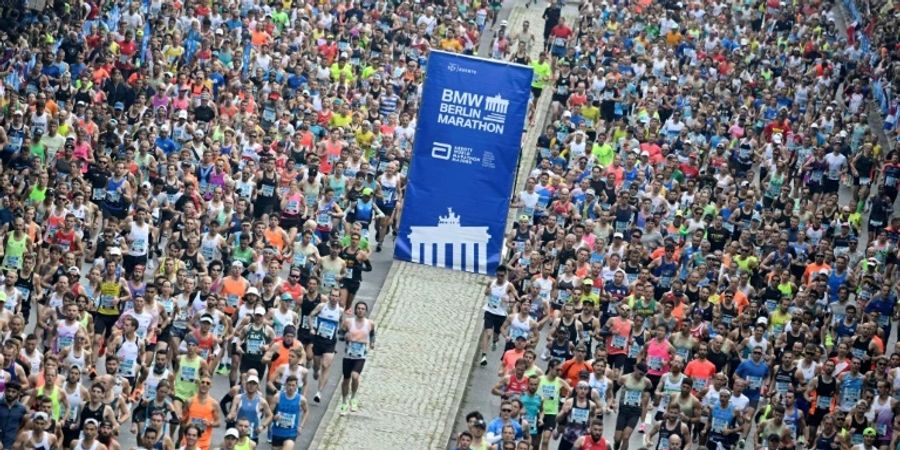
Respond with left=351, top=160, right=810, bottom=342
left=355, top=130, right=375, bottom=149
left=330, top=113, right=352, bottom=129
left=440, top=38, right=463, bottom=52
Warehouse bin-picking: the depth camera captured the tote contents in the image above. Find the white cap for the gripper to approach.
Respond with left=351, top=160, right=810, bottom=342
left=108, top=247, right=122, bottom=256
left=246, top=287, right=260, bottom=297
left=613, top=232, right=624, bottom=239
left=178, top=110, right=188, bottom=119
left=246, top=375, right=260, bottom=384
left=772, top=133, right=782, bottom=144
left=756, top=317, right=768, bottom=326
left=254, top=306, right=266, bottom=315
left=225, top=428, right=240, bottom=439
left=232, top=260, right=244, bottom=269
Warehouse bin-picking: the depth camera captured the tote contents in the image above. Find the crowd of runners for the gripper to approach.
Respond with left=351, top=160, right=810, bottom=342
left=0, top=0, right=898, bottom=447
left=451, top=0, right=900, bottom=449
left=0, top=0, right=526, bottom=443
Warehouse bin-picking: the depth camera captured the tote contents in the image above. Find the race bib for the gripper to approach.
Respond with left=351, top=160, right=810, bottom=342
left=317, top=319, right=337, bottom=339
left=623, top=389, right=641, bottom=406
left=131, top=239, right=147, bottom=254
left=488, top=294, right=502, bottom=310
left=119, top=358, right=136, bottom=376
left=541, top=384, right=557, bottom=400
left=247, top=338, right=263, bottom=354
left=181, top=365, right=197, bottom=381
left=347, top=341, right=367, bottom=358
left=275, top=412, right=296, bottom=428
left=293, top=252, right=307, bottom=268
left=570, top=407, right=589, bottom=423
left=816, top=395, right=831, bottom=410
left=611, top=335, right=627, bottom=349
left=747, top=376, right=762, bottom=390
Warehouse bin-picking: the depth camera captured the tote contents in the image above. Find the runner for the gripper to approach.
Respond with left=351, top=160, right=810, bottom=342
left=338, top=301, right=375, bottom=415
left=308, top=289, right=344, bottom=404
left=269, top=375, right=307, bottom=450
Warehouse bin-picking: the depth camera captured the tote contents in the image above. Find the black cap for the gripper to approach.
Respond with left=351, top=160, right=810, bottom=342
left=283, top=325, right=297, bottom=336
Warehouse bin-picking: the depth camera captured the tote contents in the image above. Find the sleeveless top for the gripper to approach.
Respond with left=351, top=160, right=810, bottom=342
left=272, top=391, right=302, bottom=438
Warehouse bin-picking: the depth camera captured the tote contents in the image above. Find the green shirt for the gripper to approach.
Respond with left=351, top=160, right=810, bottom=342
left=538, top=376, right=563, bottom=415
left=531, top=61, right=551, bottom=89
left=592, top=142, right=615, bottom=167
left=339, top=235, right=369, bottom=251
left=271, top=11, right=289, bottom=31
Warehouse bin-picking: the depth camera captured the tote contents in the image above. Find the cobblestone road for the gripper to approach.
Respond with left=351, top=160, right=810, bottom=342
left=310, top=262, right=491, bottom=449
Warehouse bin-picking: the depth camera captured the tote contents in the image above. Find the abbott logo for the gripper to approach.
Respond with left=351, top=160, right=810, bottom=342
left=432, top=142, right=452, bottom=160
left=447, top=63, right=478, bottom=75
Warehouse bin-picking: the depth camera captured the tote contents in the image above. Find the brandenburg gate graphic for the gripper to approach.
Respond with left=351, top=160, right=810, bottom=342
left=408, top=208, right=491, bottom=274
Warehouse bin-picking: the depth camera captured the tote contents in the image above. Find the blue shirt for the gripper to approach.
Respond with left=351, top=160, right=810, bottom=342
left=735, top=359, right=769, bottom=401
left=0, top=401, right=27, bottom=449
left=486, top=417, right=523, bottom=442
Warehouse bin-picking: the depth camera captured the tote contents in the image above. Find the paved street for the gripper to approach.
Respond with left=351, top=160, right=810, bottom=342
left=309, top=262, right=491, bottom=449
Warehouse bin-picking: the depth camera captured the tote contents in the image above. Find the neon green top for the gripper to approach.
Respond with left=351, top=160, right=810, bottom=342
left=531, top=61, right=551, bottom=89
left=3, top=232, right=27, bottom=269
left=174, top=355, right=202, bottom=401
left=538, top=376, right=563, bottom=415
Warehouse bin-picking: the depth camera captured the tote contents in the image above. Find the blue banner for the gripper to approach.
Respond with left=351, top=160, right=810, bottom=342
left=394, top=51, right=531, bottom=275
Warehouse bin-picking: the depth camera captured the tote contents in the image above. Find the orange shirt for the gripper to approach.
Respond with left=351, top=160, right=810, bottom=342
left=184, top=395, right=216, bottom=450
left=268, top=339, right=302, bottom=380
left=684, top=358, right=716, bottom=392
left=733, top=291, right=750, bottom=313
left=220, top=276, right=248, bottom=316
left=250, top=30, right=271, bottom=46
left=560, top=358, right=592, bottom=387
left=803, top=262, right=831, bottom=285
left=501, top=348, right=525, bottom=375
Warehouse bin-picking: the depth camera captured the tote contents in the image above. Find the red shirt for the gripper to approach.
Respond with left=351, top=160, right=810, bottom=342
left=549, top=24, right=573, bottom=42
left=53, top=229, right=78, bottom=253
left=118, top=39, right=137, bottom=57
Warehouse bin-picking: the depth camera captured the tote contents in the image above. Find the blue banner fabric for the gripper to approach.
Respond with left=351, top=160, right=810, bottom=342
left=394, top=51, right=531, bottom=275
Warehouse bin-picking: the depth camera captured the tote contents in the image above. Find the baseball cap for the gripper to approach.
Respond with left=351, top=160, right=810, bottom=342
left=613, top=232, right=624, bottom=239
left=178, top=110, right=188, bottom=119
left=863, top=427, right=877, bottom=437
left=254, top=306, right=266, bottom=315
left=756, top=317, right=768, bottom=326
left=283, top=325, right=297, bottom=336
left=114, top=101, right=125, bottom=110
left=231, top=260, right=244, bottom=269
left=362, top=187, right=374, bottom=196
left=225, top=428, right=240, bottom=439
left=108, top=247, right=122, bottom=256
left=246, top=375, right=260, bottom=384
left=200, top=315, right=215, bottom=324
left=246, top=287, right=260, bottom=297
